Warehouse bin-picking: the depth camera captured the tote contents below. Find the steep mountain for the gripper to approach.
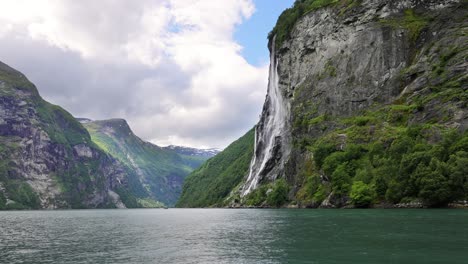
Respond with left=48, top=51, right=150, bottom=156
left=176, top=129, right=254, bottom=207
left=179, top=0, right=468, bottom=208
left=82, top=119, right=214, bottom=206
left=0, top=61, right=143, bottom=209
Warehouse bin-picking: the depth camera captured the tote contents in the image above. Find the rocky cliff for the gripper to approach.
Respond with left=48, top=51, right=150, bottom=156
left=0, top=61, right=137, bottom=209
left=179, top=0, right=467, bottom=208
left=242, top=0, right=467, bottom=208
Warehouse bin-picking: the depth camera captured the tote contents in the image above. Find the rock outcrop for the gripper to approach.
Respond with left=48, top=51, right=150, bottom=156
left=0, top=61, right=133, bottom=209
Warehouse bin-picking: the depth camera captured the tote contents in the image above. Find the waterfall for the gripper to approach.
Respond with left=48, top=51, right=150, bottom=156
left=242, top=36, right=289, bottom=196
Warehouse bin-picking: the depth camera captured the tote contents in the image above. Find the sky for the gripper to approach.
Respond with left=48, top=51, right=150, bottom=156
left=0, top=0, right=294, bottom=149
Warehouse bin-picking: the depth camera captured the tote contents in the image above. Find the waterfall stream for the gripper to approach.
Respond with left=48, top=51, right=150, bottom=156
left=242, top=37, right=288, bottom=196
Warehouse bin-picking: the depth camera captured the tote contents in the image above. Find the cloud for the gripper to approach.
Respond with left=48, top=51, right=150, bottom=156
left=0, top=0, right=268, bottom=148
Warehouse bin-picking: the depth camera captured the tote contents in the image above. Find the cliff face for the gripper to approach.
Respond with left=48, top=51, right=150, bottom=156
left=0, top=61, right=133, bottom=209
left=83, top=119, right=215, bottom=206
left=239, top=0, right=467, bottom=207
left=276, top=0, right=465, bottom=120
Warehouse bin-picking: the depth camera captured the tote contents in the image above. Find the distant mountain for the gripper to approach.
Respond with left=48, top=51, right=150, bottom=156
left=176, top=128, right=254, bottom=208
left=0, top=61, right=145, bottom=209
left=82, top=119, right=213, bottom=206
left=76, top=117, right=92, bottom=123
left=164, top=145, right=220, bottom=158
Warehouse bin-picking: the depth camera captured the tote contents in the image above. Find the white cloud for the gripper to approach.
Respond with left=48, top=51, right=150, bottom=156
left=0, top=0, right=268, bottom=148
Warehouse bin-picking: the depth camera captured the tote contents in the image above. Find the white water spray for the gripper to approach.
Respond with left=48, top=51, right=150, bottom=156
left=242, top=37, right=289, bottom=196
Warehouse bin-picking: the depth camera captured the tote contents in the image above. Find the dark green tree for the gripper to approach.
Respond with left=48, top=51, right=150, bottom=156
left=266, top=179, right=290, bottom=207
left=331, top=164, right=352, bottom=196
left=416, top=159, right=451, bottom=207
left=447, top=151, right=468, bottom=200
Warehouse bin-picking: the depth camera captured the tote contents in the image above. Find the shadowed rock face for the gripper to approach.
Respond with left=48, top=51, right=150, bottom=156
left=0, top=61, right=131, bottom=209
left=241, top=0, right=467, bottom=202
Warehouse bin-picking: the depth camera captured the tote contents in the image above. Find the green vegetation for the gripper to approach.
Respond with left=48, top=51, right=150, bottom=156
left=350, top=181, right=375, bottom=207
left=36, top=100, right=91, bottom=146
left=0, top=103, right=44, bottom=210
left=55, top=158, right=114, bottom=208
left=430, top=47, right=467, bottom=79
left=176, top=129, right=255, bottom=207
left=0, top=137, right=16, bottom=179
left=1, top=181, right=41, bottom=209
left=137, top=198, right=165, bottom=208
left=0, top=192, right=6, bottom=209
left=245, top=178, right=290, bottom=207
left=269, top=2, right=428, bottom=48
left=380, top=9, right=430, bottom=42
left=0, top=61, right=37, bottom=94
left=318, top=60, right=337, bottom=80
left=296, top=107, right=468, bottom=207
left=269, top=0, right=362, bottom=47
left=114, top=186, right=165, bottom=208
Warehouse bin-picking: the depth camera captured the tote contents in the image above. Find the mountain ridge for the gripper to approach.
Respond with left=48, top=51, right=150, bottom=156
left=163, top=145, right=221, bottom=158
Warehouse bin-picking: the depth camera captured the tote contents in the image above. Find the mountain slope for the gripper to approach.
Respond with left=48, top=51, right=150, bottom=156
left=176, top=128, right=254, bottom=207
left=0, top=61, right=139, bottom=209
left=179, top=0, right=468, bottom=208
left=83, top=119, right=214, bottom=206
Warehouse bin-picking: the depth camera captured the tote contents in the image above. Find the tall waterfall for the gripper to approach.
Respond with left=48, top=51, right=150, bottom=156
left=242, top=37, right=290, bottom=196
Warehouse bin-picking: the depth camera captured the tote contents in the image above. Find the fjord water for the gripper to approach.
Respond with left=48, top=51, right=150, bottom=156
left=1, top=209, right=467, bottom=264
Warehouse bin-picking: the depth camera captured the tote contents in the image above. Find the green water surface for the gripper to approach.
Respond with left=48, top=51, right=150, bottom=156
left=0, top=209, right=467, bottom=263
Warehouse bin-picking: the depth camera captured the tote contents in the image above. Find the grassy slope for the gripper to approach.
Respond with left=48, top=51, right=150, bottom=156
left=84, top=119, right=209, bottom=206
left=176, top=128, right=255, bottom=208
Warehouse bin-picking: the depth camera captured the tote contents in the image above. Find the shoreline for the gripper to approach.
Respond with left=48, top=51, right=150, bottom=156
left=225, top=201, right=468, bottom=210
left=1, top=201, right=468, bottom=211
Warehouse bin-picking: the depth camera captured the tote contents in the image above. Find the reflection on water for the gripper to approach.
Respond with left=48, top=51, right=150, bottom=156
left=0, top=209, right=467, bottom=264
